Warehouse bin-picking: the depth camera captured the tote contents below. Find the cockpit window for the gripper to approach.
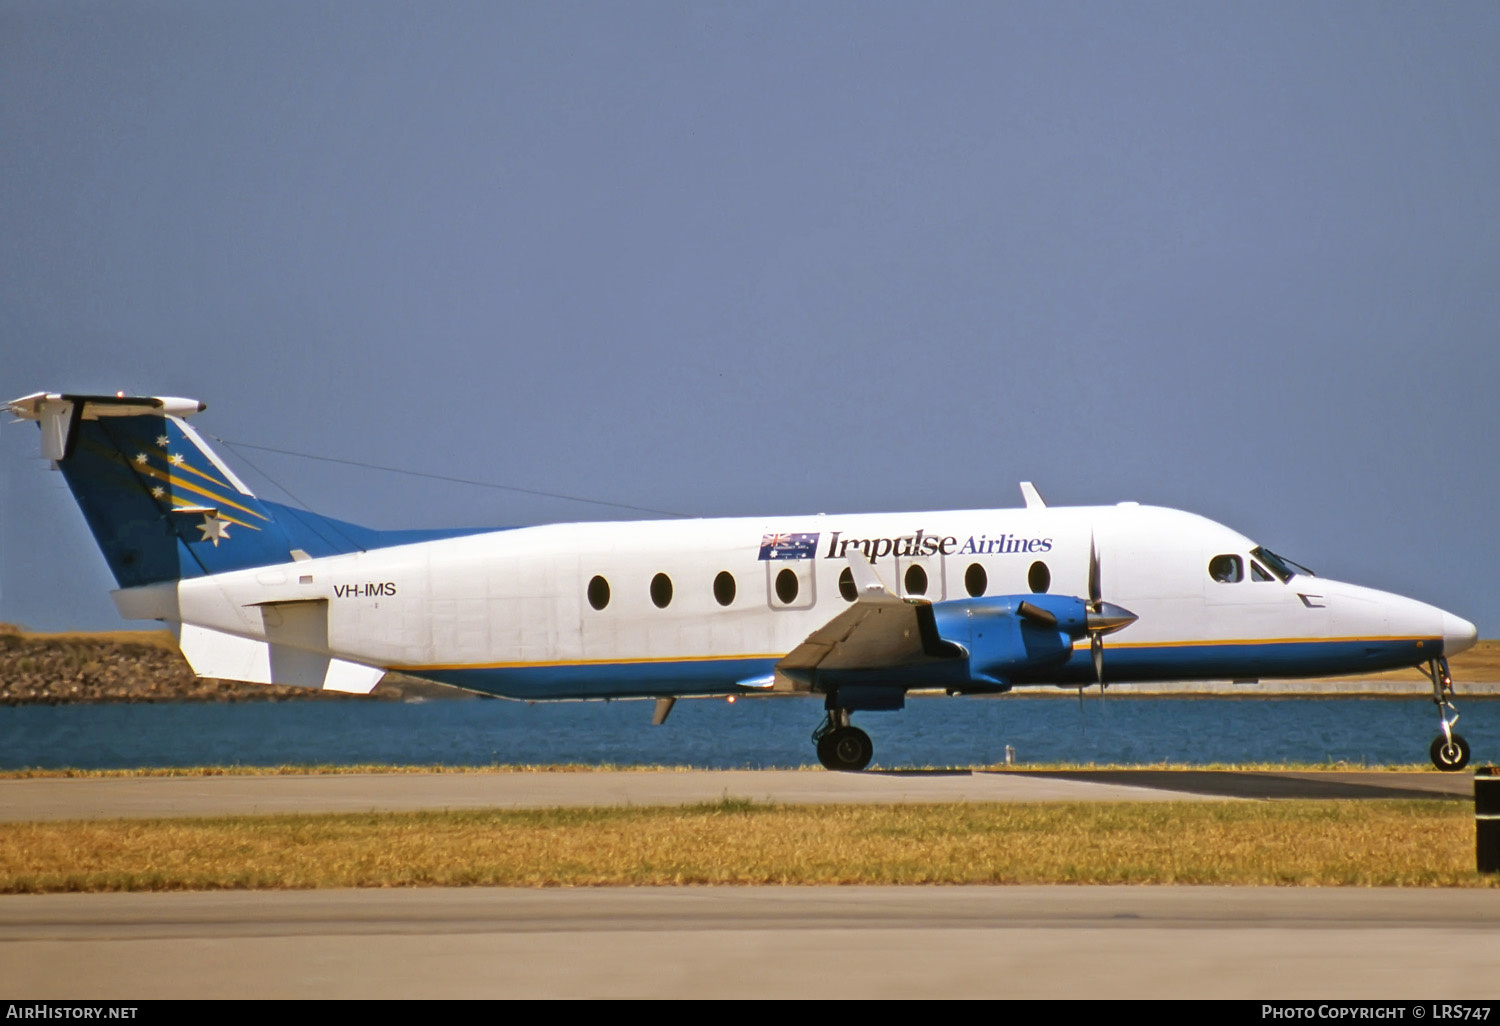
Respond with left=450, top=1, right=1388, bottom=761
left=1251, top=546, right=1313, bottom=582
left=1250, top=560, right=1274, bottom=582
left=1209, top=554, right=1243, bottom=583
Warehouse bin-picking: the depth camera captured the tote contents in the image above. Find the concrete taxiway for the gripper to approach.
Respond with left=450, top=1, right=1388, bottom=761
left=0, top=767, right=1473, bottom=822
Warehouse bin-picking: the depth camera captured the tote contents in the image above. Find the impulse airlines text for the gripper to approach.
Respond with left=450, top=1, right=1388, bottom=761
left=824, top=531, right=1051, bottom=563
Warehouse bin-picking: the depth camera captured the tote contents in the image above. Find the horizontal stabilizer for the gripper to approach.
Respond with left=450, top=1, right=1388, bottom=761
left=178, top=623, right=384, bottom=693
left=8, top=392, right=206, bottom=461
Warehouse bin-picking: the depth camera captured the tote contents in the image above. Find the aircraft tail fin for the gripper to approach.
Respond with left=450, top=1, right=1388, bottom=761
left=10, top=392, right=342, bottom=587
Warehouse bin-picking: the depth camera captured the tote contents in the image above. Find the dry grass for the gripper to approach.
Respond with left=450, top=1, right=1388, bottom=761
left=0, top=800, right=1492, bottom=892
left=0, top=764, right=656, bottom=779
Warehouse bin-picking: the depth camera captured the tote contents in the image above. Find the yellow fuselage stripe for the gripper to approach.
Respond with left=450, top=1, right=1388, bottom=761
left=1105, top=635, right=1436, bottom=649
left=397, top=652, right=787, bottom=672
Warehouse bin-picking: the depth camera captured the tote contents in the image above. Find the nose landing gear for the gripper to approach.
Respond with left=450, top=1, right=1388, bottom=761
left=1423, top=657, right=1470, bottom=771
left=813, top=708, right=873, bottom=771
left=1431, top=733, right=1470, bottom=772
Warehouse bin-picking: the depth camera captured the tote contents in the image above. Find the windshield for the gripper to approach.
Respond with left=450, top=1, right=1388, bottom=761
left=1251, top=546, right=1315, bottom=582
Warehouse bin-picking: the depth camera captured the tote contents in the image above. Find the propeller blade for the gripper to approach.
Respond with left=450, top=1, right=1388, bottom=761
left=1088, top=532, right=1102, bottom=612
left=1083, top=532, right=1133, bottom=695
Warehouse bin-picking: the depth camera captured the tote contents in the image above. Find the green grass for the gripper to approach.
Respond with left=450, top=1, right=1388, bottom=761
left=1, top=799, right=1493, bottom=892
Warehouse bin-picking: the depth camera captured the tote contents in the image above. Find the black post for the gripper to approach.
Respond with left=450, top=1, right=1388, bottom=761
left=1477, top=767, right=1500, bottom=874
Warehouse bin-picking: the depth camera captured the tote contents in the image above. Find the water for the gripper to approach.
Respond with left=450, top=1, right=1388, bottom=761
left=1, top=694, right=1496, bottom=770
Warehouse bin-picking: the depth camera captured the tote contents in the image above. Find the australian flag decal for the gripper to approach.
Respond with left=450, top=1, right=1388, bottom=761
left=758, top=532, right=820, bottom=561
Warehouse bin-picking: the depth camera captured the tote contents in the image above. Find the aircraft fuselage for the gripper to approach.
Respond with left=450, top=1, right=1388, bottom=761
left=122, top=502, right=1473, bottom=699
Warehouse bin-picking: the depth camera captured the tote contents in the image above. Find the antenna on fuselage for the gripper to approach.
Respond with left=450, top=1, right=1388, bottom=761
left=1019, top=482, right=1046, bottom=509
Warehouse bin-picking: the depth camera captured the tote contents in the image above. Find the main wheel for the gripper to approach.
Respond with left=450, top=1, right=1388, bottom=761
left=1430, top=733, right=1471, bottom=772
left=816, top=726, right=873, bottom=772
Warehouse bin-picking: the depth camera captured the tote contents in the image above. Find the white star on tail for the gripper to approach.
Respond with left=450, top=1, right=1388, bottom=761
left=156, top=435, right=169, bottom=447
left=169, top=453, right=185, bottom=466
left=151, top=486, right=165, bottom=499
left=134, top=453, right=148, bottom=465
left=197, top=514, right=230, bottom=547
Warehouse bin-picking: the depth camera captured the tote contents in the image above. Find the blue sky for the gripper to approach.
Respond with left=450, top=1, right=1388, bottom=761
left=3, top=2, right=1498, bottom=635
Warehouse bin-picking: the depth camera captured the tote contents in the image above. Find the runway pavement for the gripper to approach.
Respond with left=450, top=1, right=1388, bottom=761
left=3, top=886, right=1500, bottom=999
left=0, top=767, right=1474, bottom=822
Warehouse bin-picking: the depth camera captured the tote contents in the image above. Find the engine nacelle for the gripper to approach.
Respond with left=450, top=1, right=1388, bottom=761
left=931, top=594, right=1087, bottom=684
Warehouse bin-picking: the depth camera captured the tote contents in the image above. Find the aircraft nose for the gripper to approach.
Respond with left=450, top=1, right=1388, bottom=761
left=1443, top=612, right=1478, bottom=657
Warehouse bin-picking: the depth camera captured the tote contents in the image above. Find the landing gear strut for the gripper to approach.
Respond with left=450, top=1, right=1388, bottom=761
left=813, top=708, right=873, bottom=772
left=1423, top=656, right=1470, bottom=772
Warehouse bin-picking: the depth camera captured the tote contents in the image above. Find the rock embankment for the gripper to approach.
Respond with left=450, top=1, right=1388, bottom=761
left=0, top=626, right=450, bottom=704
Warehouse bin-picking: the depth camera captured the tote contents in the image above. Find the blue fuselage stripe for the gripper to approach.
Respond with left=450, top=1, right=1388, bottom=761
left=1020, top=638, right=1434, bottom=684
left=417, top=658, right=780, bottom=700
left=408, top=638, right=1438, bottom=700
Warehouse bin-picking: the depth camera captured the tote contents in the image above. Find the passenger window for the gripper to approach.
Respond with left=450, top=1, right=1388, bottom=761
left=1209, top=555, right=1243, bottom=583
left=1028, top=561, right=1050, bottom=594
left=775, top=568, right=800, bottom=605
left=904, top=564, right=928, bottom=596
left=1250, top=561, right=1274, bottom=583
left=713, top=571, right=736, bottom=606
left=587, top=575, right=610, bottom=610
left=650, top=573, right=673, bottom=608
left=965, top=563, right=987, bottom=598
left=838, top=567, right=857, bottom=602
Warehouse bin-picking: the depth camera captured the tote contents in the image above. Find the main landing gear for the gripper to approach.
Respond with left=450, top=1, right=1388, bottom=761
left=813, top=708, right=873, bottom=772
left=1423, top=656, right=1470, bottom=772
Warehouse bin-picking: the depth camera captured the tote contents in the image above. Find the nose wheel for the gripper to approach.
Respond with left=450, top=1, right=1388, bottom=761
left=1423, top=657, right=1470, bottom=772
left=813, top=709, right=873, bottom=771
left=1430, top=734, right=1471, bottom=772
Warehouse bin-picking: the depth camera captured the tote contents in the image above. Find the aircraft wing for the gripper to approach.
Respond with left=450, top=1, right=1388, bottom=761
left=772, top=551, right=964, bottom=692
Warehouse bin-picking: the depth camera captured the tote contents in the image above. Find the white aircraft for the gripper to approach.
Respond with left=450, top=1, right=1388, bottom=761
left=7, top=391, right=1481, bottom=771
